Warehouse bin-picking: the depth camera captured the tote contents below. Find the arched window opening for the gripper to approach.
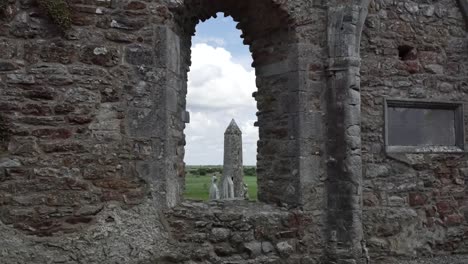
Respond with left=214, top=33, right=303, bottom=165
left=183, top=13, right=258, bottom=201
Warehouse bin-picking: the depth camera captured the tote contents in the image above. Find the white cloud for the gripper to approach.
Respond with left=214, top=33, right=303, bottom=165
left=193, top=36, right=226, bottom=47
left=232, top=55, right=254, bottom=71
left=188, top=43, right=256, bottom=110
left=185, top=43, right=258, bottom=165
left=241, top=120, right=258, bottom=145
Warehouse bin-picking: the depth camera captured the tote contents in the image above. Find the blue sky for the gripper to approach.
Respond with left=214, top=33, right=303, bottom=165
left=192, top=14, right=253, bottom=69
left=185, top=13, right=258, bottom=165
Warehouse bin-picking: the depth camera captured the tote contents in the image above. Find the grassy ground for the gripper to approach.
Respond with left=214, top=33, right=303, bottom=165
left=184, top=174, right=258, bottom=201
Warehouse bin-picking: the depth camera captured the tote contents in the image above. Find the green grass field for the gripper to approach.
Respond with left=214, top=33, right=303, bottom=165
left=184, top=174, right=258, bottom=201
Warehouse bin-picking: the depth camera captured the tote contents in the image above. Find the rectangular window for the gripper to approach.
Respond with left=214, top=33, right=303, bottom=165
left=384, top=99, right=465, bottom=153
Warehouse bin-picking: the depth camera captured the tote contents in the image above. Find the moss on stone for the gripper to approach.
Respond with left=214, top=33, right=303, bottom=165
left=37, top=0, right=72, bottom=31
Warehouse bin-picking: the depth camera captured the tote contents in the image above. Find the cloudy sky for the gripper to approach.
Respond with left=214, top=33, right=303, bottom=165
left=185, top=14, right=258, bottom=165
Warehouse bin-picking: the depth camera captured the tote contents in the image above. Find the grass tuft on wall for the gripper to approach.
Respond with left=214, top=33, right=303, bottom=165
left=38, top=0, right=72, bottom=31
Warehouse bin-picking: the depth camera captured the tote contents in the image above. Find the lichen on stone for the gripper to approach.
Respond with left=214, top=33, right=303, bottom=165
left=37, top=0, right=72, bottom=31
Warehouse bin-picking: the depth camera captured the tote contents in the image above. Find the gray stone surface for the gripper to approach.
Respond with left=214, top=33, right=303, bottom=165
left=0, top=202, right=172, bottom=264
left=381, top=255, right=468, bottom=264
left=0, top=0, right=468, bottom=263
left=361, top=0, right=468, bottom=260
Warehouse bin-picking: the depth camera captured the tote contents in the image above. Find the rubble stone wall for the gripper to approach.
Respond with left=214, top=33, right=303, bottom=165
left=164, top=201, right=323, bottom=263
left=361, top=0, right=468, bottom=260
left=0, top=0, right=468, bottom=263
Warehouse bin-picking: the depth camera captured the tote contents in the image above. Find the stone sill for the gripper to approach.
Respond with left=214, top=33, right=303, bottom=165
left=386, top=145, right=465, bottom=154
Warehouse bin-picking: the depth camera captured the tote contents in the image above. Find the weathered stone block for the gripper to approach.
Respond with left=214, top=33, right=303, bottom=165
left=6, top=74, right=35, bottom=84
left=0, top=158, right=21, bottom=168
left=125, top=44, right=153, bottom=66
left=210, top=227, right=231, bottom=242
left=127, top=107, right=163, bottom=138
left=0, top=60, right=19, bottom=71
left=365, top=164, right=388, bottom=178
left=80, top=45, right=120, bottom=67
left=154, top=26, right=181, bottom=75
left=25, top=41, right=78, bottom=64
left=244, top=241, right=262, bottom=258
left=276, top=241, right=294, bottom=258
left=214, top=243, right=236, bottom=257
left=125, top=1, right=146, bottom=10
left=20, top=104, right=52, bottom=116
left=31, top=128, right=73, bottom=139
left=105, top=31, right=137, bottom=43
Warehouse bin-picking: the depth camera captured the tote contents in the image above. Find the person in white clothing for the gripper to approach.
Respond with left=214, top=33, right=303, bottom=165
left=209, top=176, right=220, bottom=201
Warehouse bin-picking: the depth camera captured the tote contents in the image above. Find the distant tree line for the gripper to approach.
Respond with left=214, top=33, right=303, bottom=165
left=187, top=166, right=257, bottom=177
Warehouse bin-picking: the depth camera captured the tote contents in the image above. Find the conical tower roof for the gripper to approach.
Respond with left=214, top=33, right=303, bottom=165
left=225, top=119, right=242, bottom=135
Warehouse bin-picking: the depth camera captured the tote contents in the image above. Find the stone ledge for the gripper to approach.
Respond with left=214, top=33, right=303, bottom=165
left=382, top=255, right=468, bottom=264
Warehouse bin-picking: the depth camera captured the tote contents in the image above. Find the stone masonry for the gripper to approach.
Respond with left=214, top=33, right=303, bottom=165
left=221, top=119, right=244, bottom=199
left=0, top=0, right=468, bottom=263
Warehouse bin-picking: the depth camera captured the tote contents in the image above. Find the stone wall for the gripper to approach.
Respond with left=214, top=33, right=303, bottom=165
left=0, top=0, right=468, bottom=263
left=0, top=0, right=328, bottom=262
left=0, top=0, right=154, bottom=236
left=361, top=0, right=468, bottom=260
left=163, top=200, right=323, bottom=263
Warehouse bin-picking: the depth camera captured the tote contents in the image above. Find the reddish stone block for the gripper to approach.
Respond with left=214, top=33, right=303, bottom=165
left=72, top=5, right=101, bottom=15
left=405, top=60, right=421, bottom=74
left=440, top=178, right=452, bottom=185
left=126, top=1, right=146, bottom=10
left=24, top=41, right=78, bottom=65
left=0, top=102, right=21, bottom=112
left=93, top=179, right=140, bottom=190
left=123, top=189, right=146, bottom=205
left=445, top=214, right=464, bottom=226
left=436, top=201, right=453, bottom=215
left=363, top=192, right=379, bottom=207
left=70, top=13, right=96, bottom=26
left=426, top=217, right=435, bottom=228
left=17, top=116, right=65, bottom=126
left=68, top=115, right=93, bottom=124
left=21, top=104, right=53, bottom=116
left=286, top=212, right=309, bottom=228
left=41, top=142, right=85, bottom=153
left=155, top=5, right=172, bottom=21
left=54, top=104, right=75, bottom=114
left=436, top=166, right=451, bottom=175
left=65, top=216, right=93, bottom=225
left=101, top=191, right=124, bottom=202
left=425, top=206, right=437, bottom=217
left=409, top=192, right=426, bottom=207
left=309, top=63, right=323, bottom=72
left=31, top=128, right=73, bottom=139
